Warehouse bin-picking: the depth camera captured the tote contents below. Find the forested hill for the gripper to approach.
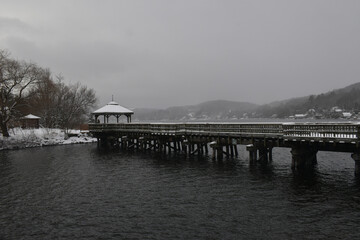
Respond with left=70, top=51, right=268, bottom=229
left=134, top=100, right=258, bottom=121
left=134, top=82, right=360, bottom=121
left=257, top=82, right=360, bottom=118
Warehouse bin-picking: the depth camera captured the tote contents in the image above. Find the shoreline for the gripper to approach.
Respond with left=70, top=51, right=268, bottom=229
left=0, top=128, right=97, bottom=151
left=0, top=139, right=97, bottom=152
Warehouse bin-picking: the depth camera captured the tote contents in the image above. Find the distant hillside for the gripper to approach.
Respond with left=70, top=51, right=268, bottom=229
left=133, top=82, right=360, bottom=121
left=257, top=82, right=360, bottom=118
left=134, top=100, right=258, bottom=121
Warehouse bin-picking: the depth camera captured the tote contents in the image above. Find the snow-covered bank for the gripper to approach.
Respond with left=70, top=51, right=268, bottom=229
left=0, top=128, right=97, bottom=151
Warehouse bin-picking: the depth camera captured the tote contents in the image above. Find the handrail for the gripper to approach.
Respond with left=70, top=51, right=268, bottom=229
left=89, top=122, right=360, bottom=140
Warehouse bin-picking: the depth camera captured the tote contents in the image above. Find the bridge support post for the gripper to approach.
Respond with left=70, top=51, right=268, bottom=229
left=291, top=147, right=318, bottom=170
left=172, top=141, right=176, bottom=153
left=210, top=141, right=224, bottom=160
left=226, top=145, right=230, bottom=158
left=209, top=141, right=217, bottom=160
left=158, top=140, right=162, bottom=153
left=351, top=153, right=360, bottom=176
left=197, top=143, right=202, bottom=155
left=217, top=146, right=223, bottom=160
left=204, top=143, right=209, bottom=154
left=268, top=147, right=273, bottom=162
left=178, top=141, right=183, bottom=152
left=247, top=146, right=272, bottom=163
left=258, top=148, right=269, bottom=162
left=246, top=144, right=257, bottom=162
left=183, top=143, right=188, bottom=156
left=230, top=145, right=234, bottom=157
left=234, top=145, right=238, bottom=157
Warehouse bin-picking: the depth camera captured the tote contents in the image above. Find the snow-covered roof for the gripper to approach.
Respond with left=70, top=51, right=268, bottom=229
left=93, top=101, right=134, bottom=115
left=21, top=114, right=41, bottom=119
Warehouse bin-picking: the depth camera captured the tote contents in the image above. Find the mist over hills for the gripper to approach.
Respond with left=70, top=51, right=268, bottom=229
left=258, top=82, right=360, bottom=118
left=134, top=100, right=258, bottom=121
left=133, top=82, right=360, bottom=121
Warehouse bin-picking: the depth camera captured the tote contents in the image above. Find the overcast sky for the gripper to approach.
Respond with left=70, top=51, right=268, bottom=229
left=1, top=0, right=360, bottom=109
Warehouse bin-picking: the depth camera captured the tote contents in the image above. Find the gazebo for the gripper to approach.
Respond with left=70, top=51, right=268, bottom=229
left=92, top=101, right=134, bottom=123
left=21, top=114, right=41, bottom=128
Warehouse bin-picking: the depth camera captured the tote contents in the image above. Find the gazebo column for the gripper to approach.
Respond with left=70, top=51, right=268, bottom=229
left=126, top=114, right=132, bottom=123
left=103, top=115, right=106, bottom=123
left=116, top=115, right=120, bottom=123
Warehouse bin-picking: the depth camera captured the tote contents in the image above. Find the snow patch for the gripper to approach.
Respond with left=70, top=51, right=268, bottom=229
left=0, top=128, right=97, bottom=151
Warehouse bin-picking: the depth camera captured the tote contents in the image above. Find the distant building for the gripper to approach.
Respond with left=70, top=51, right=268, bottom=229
left=331, top=106, right=343, bottom=113
left=294, top=114, right=307, bottom=119
left=330, top=106, right=344, bottom=118
left=315, top=114, right=323, bottom=119
left=342, top=112, right=352, bottom=118
left=21, top=114, right=40, bottom=128
left=307, top=109, right=316, bottom=117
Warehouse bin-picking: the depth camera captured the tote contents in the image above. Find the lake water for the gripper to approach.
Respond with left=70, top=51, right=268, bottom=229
left=1, top=144, right=360, bottom=239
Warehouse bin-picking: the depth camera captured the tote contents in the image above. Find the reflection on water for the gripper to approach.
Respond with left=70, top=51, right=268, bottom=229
left=0, top=144, right=360, bottom=239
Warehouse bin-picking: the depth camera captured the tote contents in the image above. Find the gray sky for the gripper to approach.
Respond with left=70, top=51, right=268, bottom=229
left=1, top=0, right=360, bottom=108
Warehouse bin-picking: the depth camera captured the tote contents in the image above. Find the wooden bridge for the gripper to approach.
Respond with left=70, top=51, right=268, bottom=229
left=89, top=122, right=360, bottom=175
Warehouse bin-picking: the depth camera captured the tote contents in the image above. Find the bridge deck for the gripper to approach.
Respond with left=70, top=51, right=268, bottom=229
left=89, top=122, right=360, bottom=175
left=89, top=122, right=360, bottom=143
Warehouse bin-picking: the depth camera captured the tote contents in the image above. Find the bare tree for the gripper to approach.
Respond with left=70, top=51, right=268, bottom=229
left=53, top=78, right=97, bottom=136
left=0, top=50, right=44, bottom=137
left=24, top=72, right=97, bottom=136
left=26, top=70, right=60, bottom=128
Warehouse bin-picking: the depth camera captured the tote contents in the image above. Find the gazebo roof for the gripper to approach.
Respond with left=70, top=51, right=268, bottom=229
left=21, top=114, right=41, bottom=119
left=93, top=101, right=134, bottom=115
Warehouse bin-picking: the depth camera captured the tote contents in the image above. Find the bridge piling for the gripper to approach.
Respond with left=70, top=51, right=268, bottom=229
left=258, top=148, right=268, bottom=162
left=246, top=144, right=258, bottom=163
left=234, top=145, right=239, bottom=157
left=268, top=147, right=273, bottom=162
left=204, top=143, right=209, bottom=154
left=217, top=146, right=224, bottom=160
left=351, top=153, right=360, bottom=176
left=291, top=147, right=318, bottom=170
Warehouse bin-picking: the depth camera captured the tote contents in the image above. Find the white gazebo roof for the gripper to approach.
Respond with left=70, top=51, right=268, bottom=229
left=21, top=114, right=41, bottom=119
left=93, top=101, right=134, bottom=115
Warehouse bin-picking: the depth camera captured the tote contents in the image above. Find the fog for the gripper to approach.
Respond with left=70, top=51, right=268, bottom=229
left=1, top=0, right=360, bottom=108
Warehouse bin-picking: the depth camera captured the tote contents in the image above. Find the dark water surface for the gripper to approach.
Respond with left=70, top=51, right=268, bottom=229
left=1, top=144, right=360, bottom=239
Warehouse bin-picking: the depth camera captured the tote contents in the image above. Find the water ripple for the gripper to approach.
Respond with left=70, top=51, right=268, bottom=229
left=1, top=145, right=360, bottom=239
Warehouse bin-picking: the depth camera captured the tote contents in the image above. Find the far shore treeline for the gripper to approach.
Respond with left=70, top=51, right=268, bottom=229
left=0, top=49, right=97, bottom=137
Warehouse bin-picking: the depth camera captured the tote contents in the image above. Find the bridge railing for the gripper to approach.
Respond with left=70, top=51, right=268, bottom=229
left=183, top=123, right=283, bottom=136
left=88, top=123, right=185, bottom=134
left=282, top=123, right=360, bottom=140
left=89, top=122, right=360, bottom=140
